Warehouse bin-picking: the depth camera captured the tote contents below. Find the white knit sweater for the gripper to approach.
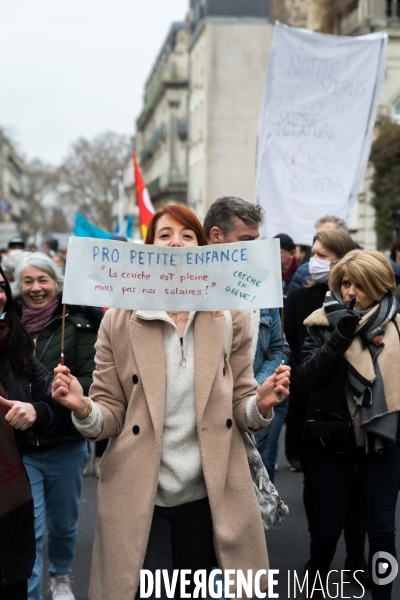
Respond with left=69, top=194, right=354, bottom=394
left=73, top=311, right=271, bottom=507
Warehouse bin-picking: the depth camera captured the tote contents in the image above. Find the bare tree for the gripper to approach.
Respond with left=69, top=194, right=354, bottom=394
left=49, top=206, right=70, bottom=233
left=57, top=131, right=131, bottom=231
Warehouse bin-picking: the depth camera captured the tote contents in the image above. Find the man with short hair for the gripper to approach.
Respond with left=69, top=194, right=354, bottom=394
left=203, top=196, right=263, bottom=244
left=273, top=233, right=298, bottom=294
left=204, top=196, right=290, bottom=483
left=314, top=215, right=347, bottom=232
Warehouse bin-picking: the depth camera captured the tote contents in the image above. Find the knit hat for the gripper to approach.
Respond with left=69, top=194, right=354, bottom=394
left=273, top=233, right=295, bottom=252
left=7, top=236, right=25, bottom=249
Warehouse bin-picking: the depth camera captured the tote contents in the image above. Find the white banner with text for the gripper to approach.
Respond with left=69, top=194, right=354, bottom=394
left=256, top=22, right=387, bottom=245
left=62, top=237, right=283, bottom=310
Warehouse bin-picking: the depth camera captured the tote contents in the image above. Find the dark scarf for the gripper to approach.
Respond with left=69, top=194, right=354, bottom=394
left=282, top=257, right=297, bottom=281
left=323, top=291, right=400, bottom=451
left=21, top=298, right=59, bottom=338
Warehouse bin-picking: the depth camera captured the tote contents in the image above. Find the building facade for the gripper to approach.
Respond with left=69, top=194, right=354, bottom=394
left=136, top=22, right=190, bottom=210
left=0, top=130, right=26, bottom=246
left=187, top=0, right=272, bottom=221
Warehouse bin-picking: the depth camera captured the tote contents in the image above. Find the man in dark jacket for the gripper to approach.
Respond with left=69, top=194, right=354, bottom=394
left=273, top=233, right=298, bottom=295
left=203, top=196, right=290, bottom=482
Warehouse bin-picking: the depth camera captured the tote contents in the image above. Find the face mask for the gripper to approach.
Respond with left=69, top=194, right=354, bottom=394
left=309, top=257, right=331, bottom=284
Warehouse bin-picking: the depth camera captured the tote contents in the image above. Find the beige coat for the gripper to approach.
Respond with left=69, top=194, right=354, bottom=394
left=87, top=309, right=269, bottom=600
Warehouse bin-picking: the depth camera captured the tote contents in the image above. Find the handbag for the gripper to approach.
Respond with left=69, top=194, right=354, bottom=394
left=242, top=431, right=289, bottom=530
left=224, top=311, right=289, bottom=531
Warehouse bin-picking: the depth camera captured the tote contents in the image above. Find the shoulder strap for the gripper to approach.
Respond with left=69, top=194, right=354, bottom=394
left=223, top=310, right=233, bottom=360
left=37, top=328, right=58, bottom=363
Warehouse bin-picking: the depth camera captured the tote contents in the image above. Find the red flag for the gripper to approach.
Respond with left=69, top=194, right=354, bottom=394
left=133, top=152, right=155, bottom=239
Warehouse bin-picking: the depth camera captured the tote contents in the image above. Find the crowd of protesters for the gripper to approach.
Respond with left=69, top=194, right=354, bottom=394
left=1, top=200, right=400, bottom=600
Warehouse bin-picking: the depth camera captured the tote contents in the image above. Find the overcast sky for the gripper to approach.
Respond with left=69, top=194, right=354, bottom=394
left=0, top=0, right=189, bottom=165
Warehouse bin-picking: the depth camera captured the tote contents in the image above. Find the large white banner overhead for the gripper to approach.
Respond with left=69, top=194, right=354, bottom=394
left=63, top=237, right=283, bottom=311
left=256, top=23, right=387, bottom=245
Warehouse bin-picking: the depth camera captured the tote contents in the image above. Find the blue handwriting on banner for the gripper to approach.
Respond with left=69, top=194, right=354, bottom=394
left=92, top=246, right=248, bottom=266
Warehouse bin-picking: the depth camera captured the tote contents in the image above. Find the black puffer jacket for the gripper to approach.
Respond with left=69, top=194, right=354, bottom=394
left=284, top=283, right=328, bottom=407
left=0, top=356, right=77, bottom=588
left=297, top=309, right=356, bottom=453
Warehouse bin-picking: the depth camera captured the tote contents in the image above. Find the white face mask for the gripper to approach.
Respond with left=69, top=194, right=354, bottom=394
left=309, top=257, right=332, bottom=284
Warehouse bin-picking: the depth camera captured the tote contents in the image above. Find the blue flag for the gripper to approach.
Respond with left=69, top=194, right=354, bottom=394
left=126, top=215, right=133, bottom=239
left=73, top=213, right=114, bottom=239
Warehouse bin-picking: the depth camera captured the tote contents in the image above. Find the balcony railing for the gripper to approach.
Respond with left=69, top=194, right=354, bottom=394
left=147, top=174, right=187, bottom=197
left=340, top=7, right=360, bottom=34
left=140, top=124, right=166, bottom=162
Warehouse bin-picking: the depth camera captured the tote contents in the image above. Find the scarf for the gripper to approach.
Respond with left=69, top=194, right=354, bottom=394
left=323, top=291, right=400, bottom=451
left=0, top=382, right=32, bottom=519
left=21, top=298, right=59, bottom=338
left=282, top=257, right=297, bottom=281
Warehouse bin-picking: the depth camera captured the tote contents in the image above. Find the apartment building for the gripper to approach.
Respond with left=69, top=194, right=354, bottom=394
left=0, top=130, right=26, bottom=246
left=136, top=22, right=190, bottom=209
left=187, top=0, right=272, bottom=221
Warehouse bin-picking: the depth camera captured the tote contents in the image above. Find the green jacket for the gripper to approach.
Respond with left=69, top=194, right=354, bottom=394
left=17, top=296, right=103, bottom=451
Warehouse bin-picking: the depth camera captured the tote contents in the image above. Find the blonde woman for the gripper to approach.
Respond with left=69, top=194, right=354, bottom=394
left=298, top=250, right=400, bottom=600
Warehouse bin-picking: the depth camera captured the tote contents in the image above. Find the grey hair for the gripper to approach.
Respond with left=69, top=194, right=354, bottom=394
left=314, top=215, right=348, bottom=232
left=203, top=196, right=265, bottom=239
left=1, top=250, right=29, bottom=279
left=14, top=252, right=64, bottom=296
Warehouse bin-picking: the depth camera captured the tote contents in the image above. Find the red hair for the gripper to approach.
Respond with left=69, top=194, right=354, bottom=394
left=145, top=205, right=208, bottom=246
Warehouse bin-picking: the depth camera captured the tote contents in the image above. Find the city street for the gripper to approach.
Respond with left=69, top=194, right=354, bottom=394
left=42, top=431, right=400, bottom=600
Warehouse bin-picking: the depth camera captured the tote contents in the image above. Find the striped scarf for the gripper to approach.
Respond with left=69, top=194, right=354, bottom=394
left=323, top=291, right=400, bottom=451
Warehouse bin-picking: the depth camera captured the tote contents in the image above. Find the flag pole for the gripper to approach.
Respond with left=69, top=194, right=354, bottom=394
left=277, top=306, right=286, bottom=403
left=60, top=304, right=66, bottom=365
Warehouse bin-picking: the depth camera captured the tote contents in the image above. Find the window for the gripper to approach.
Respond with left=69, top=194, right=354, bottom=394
left=393, top=98, right=400, bottom=123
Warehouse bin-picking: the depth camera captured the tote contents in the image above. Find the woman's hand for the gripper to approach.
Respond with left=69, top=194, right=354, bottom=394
left=256, top=364, right=291, bottom=418
left=52, top=366, right=88, bottom=418
left=0, top=396, right=37, bottom=430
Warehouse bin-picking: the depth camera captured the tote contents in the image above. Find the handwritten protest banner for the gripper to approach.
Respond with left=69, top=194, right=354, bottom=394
left=256, top=23, right=387, bottom=244
left=62, top=237, right=283, bottom=310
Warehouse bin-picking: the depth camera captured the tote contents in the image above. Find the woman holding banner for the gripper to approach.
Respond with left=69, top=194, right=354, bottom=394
left=298, top=250, right=400, bottom=600
left=52, top=204, right=290, bottom=600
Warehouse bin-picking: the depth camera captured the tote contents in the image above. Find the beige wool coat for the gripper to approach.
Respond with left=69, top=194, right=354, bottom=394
left=86, top=308, right=270, bottom=600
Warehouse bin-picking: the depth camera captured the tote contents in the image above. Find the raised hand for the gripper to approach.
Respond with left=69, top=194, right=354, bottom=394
left=0, top=396, right=37, bottom=430
left=255, top=364, right=291, bottom=418
left=52, top=365, right=88, bottom=418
